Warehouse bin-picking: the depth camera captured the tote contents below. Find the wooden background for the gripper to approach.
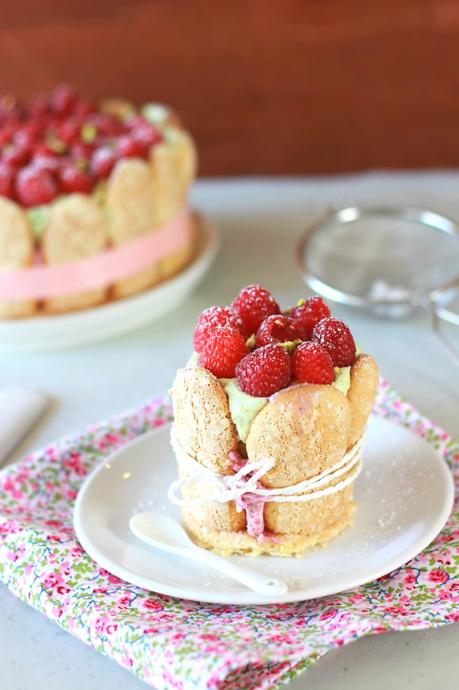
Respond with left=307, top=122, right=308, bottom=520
left=1, top=0, right=459, bottom=175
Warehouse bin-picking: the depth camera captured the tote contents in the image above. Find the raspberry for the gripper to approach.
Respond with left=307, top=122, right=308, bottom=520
left=14, top=126, right=42, bottom=148
left=255, top=314, right=301, bottom=347
left=71, top=142, right=94, bottom=162
left=290, top=296, right=331, bottom=340
left=73, top=99, right=96, bottom=118
left=59, top=165, right=94, bottom=194
left=2, top=142, right=31, bottom=167
left=56, top=119, right=81, bottom=145
left=52, top=85, right=77, bottom=115
left=15, top=166, right=58, bottom=207
left=292, top=341, right=335, bottom=384
left=0, top=127, right=13, bottom=147
left=87, top=113, right=121, bottom=137
left=231, top=284, right=280, bottom=336
left=115, top=135, right=148, bottom=160
left=131, top=122, right=162, bottom=149
left=125, top=115, right=148, bottom=132
left=32, top=154, right=60, bottom=175
left=236, top=344, right=292, bottom=397
left=312, top=317, right=356, bottom=367
left=193, top=306, right=243, bottom=354
left=33, top=141, right=60, bottom=158
left=91, top=147, right=117, bottom=179
left=0, top=162, right=16, bottom=198
left=199, top=326, right=248, bottom=378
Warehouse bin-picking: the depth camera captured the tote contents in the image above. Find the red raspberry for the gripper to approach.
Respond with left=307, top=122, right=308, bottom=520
left=73, top=99, right=96, bottom=118
left=290, top=296, right=331, bottom=340
left=292, top=341, right=335, bottom=384
left=52, top=85, right=77, bottom=115
left=59, top=165, right=94, bottom=194
left=0, top=162, right=16, bottom=198
left=32, top=153, right=60, bottom=175
left=33, top=141, right=60, bottom=158
left=231, top=284, right=280, bottom=336
left=115, top=135, right=148, bottom=160
left=71, top=141, right=94, bottom=162
left=193, top=306, right=243, bottom=354
left=236, top=344, right=292, bottom=397
left=56, top=119, right=81, bottom=145
left=91, top=147, right=117, bottom=179
left=199, top=326, right=248, bottom=378
left=125, top=115, right=148, bottom=132
left=15, top=166, right=58, bottom=207
left=2, top=142, right=31, bottom=167
left=0, top=127, right=14, bottom=147
left=312, top=317, right=356, bottom=367
left=87, top=113, right=122, bottom=137
left=255, top=314, right=301, bottom=347
left=131, top=122, right=162, bottom=150
left=14, top=125, right=43, bottom=147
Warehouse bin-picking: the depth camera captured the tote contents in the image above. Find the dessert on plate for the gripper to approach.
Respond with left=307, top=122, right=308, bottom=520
left=0, top=85, right=197, bottom=318
left=170, top=285, right=378, bottom=557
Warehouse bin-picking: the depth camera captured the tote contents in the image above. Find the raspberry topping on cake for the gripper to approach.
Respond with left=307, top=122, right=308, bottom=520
left=193, top=287, right=359, bottom=396
left=255, top=314, right=301, bottom=347
left=312, top=317, right=356, bottom=367
left=292, top=341, right=335, bottom=384
left=0, top=85, right=163, bottom=206
left=236, top=344, right=292, bottom=397
left=290, top=296, right=331, bottom=339
left=231, top=284, right=280, bottom=336
left=199, top=326, right=248, bottom=378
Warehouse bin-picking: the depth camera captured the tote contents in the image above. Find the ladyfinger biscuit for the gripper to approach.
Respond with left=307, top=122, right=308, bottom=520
left=246, top=385, right=351, bottom=489
left=100, top=98, right=136, bottom=120
left=347, top=354, right=379, bottom=447
left=106, top=158, right=161, bottom=298
left=150, top=129, right=197, bottom=280
left=42, top=194, right=108, bottom=313
left=185, top=489, right=354, bottom=557
left=172, top=366, right=244, bottom=533
left=180, top=462, right=246, bottom=534
left=171, top=366, right=238, bottom=473
left=150, top=128, right=195, bottom=225
left=0, top=198, right=35, bottom=318
left=263, top=484, right=355, bottom=537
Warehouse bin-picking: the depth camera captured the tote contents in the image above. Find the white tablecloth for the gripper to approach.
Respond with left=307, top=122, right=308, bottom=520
left=2, top=173, right=459, bottom=690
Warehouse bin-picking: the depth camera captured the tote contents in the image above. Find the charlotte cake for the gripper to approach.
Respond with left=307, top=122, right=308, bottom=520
left=170, top=286, right=378, bottom=557
left=0, top=85, right=197, bottom=318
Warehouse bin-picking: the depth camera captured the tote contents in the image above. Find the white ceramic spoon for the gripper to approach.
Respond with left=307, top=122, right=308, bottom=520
left=129, top=511, right=288, bottom=597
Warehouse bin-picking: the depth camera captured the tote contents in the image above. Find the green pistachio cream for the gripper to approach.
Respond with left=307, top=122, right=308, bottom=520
left=222, top=379, right=268, bottom=442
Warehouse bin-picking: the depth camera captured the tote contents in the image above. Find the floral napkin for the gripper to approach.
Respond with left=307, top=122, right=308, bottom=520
left=0, top=381, right=458, bottom=690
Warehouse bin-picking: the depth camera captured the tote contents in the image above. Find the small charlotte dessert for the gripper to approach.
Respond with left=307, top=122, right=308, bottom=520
left=0, top=85, right=196, bottom=318
left=169, top=286, right=379, bottom=557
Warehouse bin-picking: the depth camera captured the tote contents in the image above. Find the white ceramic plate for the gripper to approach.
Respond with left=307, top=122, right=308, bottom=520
left=74, top=416, right=454, bottom=605
left=0, top=213, right=219, bottom=354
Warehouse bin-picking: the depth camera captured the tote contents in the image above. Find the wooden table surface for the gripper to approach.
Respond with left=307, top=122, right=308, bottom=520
left=1, top=1, right=459, bottom=175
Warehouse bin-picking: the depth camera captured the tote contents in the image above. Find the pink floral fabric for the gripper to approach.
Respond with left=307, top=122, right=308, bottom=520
left=0, top=383, right=458, bottom=690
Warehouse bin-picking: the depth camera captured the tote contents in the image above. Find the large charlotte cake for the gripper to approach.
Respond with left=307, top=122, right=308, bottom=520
left=0, top=85, right=196, bottom=318
left=170, top=286, right=378, bottom=557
